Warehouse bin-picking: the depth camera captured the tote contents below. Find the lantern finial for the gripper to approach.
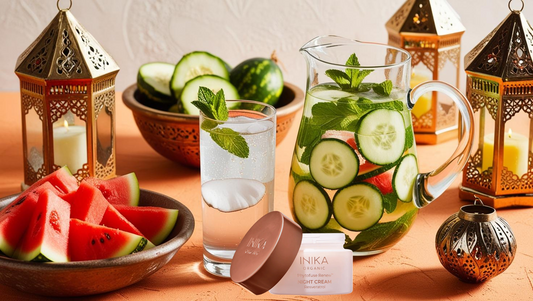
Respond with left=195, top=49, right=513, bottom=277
left=57, top=0, right=72, bottom=11
left=508, top=0, right=524, bottom=13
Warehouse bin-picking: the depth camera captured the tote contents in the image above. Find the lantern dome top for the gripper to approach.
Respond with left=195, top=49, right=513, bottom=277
left=465, top=11, right=533, bottom=81
left=386, top=0, right=465, bottom=36
left=15, top=9, right=119, bottom=80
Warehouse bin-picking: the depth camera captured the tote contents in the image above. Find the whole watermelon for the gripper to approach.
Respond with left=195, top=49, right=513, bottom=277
left=229, top=57, right=284, bottom=106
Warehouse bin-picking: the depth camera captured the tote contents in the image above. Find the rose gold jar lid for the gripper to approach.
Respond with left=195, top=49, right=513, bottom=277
left=230, top=211, right=302, bottom=295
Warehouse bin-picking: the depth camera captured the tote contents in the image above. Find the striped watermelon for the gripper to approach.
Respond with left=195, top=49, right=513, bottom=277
left=229, top=56, right=284, bottom=106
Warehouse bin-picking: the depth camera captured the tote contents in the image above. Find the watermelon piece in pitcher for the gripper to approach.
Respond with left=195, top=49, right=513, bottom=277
left=0, top=182, right=60, bottom=257
left=70, top=182, right=109, bottom=224
left=83, top=173, right=140, bottom=206
left=26, top=166, right=78, bottom=195
left=100, top=205, right=144, bottom=237
left=13, top=189, right=71, bottom=262
left=69, top=219, right=154, bottom=261
left=114, top=205, right=178, bottom=245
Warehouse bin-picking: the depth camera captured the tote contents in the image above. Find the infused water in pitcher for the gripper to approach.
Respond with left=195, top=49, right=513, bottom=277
left=289, top=35, right=474, bottom=255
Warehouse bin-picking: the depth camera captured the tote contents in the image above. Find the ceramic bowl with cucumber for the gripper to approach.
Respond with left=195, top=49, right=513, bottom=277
left=126, top=51, right=304, bottom=167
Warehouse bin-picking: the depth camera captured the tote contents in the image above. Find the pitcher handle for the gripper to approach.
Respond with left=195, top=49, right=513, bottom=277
left=408, top=81, right=474, bottom=208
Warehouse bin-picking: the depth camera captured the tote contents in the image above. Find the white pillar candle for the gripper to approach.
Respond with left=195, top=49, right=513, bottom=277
left=53, top=121, right=87, bottom=172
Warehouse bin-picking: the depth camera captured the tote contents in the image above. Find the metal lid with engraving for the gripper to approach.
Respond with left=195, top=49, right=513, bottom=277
left=230, top=211, right=302, bottom=295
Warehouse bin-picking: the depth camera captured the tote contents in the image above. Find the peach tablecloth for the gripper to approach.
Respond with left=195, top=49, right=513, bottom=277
left=0, top=92, right=532, bottom=300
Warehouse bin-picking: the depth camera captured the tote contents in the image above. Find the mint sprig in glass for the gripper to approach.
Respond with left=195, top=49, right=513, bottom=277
left=193, top=86, right=249, bottom=158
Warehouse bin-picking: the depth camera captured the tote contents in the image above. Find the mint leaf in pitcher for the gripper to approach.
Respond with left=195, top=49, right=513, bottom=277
left=372, top=80, right=393, bottom=96
left=326, top=53, right=373, bottom=91
left=192, top=86, right=249, bottom=158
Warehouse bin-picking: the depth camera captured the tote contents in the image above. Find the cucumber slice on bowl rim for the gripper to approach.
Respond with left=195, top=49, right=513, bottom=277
left=179, top=74, right=240, bottom=115
left=137, top=62, right=175, bottom=103
left=309, top=138, right=359, bottom=190
left=170, top=51, right=230, bottom=99
left=393, top=154, right=419, bottom=203
left=355, top=109, right=406, bottom=166
left=332, top=183, right=384, bottom=231
left=293, top=180, right=332, bottom=230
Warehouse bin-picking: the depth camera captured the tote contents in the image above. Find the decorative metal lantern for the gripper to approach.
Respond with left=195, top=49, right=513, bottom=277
left=435, top=198, right=516, bottom=283
left=386, top=0, right=465, bottom=144
left=15, top=1, right=119, bottom=187
left=460, top=0, right=533, bottom=208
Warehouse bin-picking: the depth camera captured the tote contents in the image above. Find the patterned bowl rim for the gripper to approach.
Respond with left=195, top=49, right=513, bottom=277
left=122, top=82, right=304, bottom=123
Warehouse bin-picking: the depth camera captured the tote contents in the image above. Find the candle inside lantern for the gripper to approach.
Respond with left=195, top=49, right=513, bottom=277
left=482, top=129, right=529, bottom=176
left=410, top=69, right=432, bottom=118
left=53, top=120, right=87, bottom=172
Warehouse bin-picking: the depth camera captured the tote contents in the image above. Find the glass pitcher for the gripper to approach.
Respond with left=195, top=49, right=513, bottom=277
left=289, top=35, right=474, bottom=256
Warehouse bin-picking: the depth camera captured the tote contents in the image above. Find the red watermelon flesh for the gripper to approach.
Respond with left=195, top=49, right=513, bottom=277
left=114, top=205, right=178, bottom=245
left=0, top=182, right=60, bottom=257
left=69, top=219, right=154, bottom=261
left=25, top=166, right=78, bottom=195
left=70, top=182, right=109, bottom=224
left=100, top=205, right=144, bottom=237
left=83, top=173, right=140, bottom=206
left=14, top=189, right=70, bottom=262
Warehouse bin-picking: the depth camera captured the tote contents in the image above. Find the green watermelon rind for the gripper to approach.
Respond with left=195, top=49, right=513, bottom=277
left=111, top=235, right=155, bottom=258
left=124, top=173, right=140, bottom=207
left=229, top=58, right=284, bottom=106
left=151, top=209, right=179, bottom=245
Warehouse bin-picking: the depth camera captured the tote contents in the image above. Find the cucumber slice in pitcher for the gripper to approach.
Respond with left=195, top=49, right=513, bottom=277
left=309, top=139, right=359, bottom=190
left=393, top=154, right=419, bottom=203
left=355, top=109, right=406, bottom=166
left=293, top=180, right=332, bottom=230
left=180, top=75, right=240, bottom=115
left=170, top=51, right=230, bottom=98
left=137, top=62, right=175, bottom=103
left=332, top=183, right=384, bottom=231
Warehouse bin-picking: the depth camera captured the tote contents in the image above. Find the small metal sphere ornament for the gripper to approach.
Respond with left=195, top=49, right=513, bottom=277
left=435, top=197, right=517, bottom=283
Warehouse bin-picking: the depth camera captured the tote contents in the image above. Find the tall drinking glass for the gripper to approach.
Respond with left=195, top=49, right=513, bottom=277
left=200, top=100, right=276, bottom=277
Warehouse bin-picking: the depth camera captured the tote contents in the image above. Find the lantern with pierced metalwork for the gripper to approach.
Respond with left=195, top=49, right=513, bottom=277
left=386, top=0, right=465, bottom=144
left=459, top=0, right=533, bottom=208
left=15, top=1, right=119, bottom=187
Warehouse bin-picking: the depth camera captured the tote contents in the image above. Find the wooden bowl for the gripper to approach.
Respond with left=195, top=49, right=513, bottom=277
left=122, top=83, right=304, bottom=167
left=0, top=189, right=195, bottom=297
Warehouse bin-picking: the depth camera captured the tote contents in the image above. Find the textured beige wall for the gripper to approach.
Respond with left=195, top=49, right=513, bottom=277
left=1, top=0, right=530, bottom=92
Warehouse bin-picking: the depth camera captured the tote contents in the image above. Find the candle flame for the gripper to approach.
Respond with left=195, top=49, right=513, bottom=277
left=508, top=128, right=513, bottom=138
left=63, top=120, right=69, bottom=131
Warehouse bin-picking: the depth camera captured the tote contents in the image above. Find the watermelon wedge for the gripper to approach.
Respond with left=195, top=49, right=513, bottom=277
left=69, top=219, right=154, bottom=261
left=83, top=173, right=140, bottom=206
left=25, top=166, right=78, bottom=195
left=114, top=205, right=178, bottom=245
left=0, top=182, right=60, bottom=257
left=70, top=182, right=109, bottom=224
left=100, top=205, right=144, bottom=237
left=13, top=189, right=70, bottom=262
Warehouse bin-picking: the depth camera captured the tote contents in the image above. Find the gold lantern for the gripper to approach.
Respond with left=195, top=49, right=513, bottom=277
left=386, top=0, right=465, bottom=144
left=15, top=1, right=119, bottom=187
left=460, top=0, right=533, bottom=208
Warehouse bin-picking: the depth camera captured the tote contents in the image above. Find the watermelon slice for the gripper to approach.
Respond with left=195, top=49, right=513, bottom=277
left=69, top=219, right=154, bottom=261
left=83, top=173, right=140, bottom=206
left=13, top=189, right=70, bottom=262
left=0, top=182, right=60, bottom=257
left=25, top=166, right=78, bottom=195
left=100, top=205, right=144, bottom=237
left=114, top=205, right=178, bottom=245
left=70, top=182, right=109, bottom=224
